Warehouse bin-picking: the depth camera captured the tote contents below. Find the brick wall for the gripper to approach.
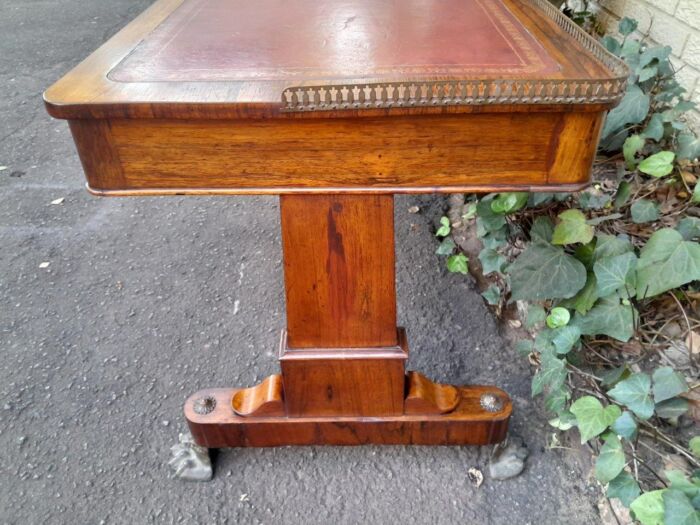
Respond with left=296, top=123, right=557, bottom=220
left=594, top=0, right=700, bottom=130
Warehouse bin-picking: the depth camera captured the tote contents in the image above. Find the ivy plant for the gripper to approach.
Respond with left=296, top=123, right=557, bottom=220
left=438, top=16, right=700, bottom=524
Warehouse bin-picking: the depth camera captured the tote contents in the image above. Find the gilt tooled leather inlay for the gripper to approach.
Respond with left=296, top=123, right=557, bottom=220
left=281, top=0, right=629, bottom=111
left=109, top=0, right=559, bottom=83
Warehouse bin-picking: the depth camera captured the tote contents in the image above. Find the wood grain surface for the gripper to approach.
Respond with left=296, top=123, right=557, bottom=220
left=65, top=112, right=602, bottom=194
left=279, top=330, right=408, bottom=417
left=44, top=0, right=621, bottom=120
left=231, top=374, right=285, bottom=417
left=186, top=385, right=512, bottom=447
left=280, top=194, right=396, bottom=348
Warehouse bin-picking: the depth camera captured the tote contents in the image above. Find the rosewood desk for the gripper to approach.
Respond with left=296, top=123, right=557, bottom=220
left=44, top=0, right=626, bottom=467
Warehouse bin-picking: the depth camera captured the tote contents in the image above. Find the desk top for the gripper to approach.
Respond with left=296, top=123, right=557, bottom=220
left=45, top=0, right=627, bottom=120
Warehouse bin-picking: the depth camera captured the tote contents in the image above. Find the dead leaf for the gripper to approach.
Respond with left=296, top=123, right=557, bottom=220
left=685, top=330, right=700, bottom=355
left=598, top=496, right=632, bottom=525
left=662, top=454, right=690, bottom=476
left=681, top=170, right=697, bottom=185
left=407, top=206, right=420, bottom=214
left=680, top=389, right=700, bottom=422
left=467, top=467, right=484, bottom=488
left=619, top=340, right=642, bottom=356
left=528, top=352, right=540, bottom=367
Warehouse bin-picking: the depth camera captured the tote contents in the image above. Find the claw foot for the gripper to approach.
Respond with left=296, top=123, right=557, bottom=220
left=168, top=432, right=213, bottom=482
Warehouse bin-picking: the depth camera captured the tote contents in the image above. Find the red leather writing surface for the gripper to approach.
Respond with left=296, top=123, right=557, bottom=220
left=110, top=0, right=558, bottom=82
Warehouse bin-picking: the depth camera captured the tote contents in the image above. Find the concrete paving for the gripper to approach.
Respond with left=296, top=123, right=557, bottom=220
left=1, top=1, right=602, bottom=523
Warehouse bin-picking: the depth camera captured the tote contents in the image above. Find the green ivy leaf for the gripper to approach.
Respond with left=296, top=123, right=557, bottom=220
left=532, top=359, right=566, bottom=397
left=463, top=201, right=477, bottom=220
left=622, top=39, right=642, bottom=62
left=544, top=385, right=570, bottom=414
left=531, top=352, right=567, bottom=398
left=677, top=132, right=700, bottom=162
left=663, top=489, right=700, bottom=525
left=596, top=435, right=626, bottom=483
left=481, top=285, right=501, bottom=306
left=594, top=234, right=634, bottom=260
left=677, top=218, right=700, bottom=241
left=643, top=113, right=665, bottom=141
left=579, top=190, right=612, bottom=210
left=623, top=134, right=646, bottom=169
left=631, top=490, right=666, bottom=525
left=593, top=252, right=638, bottom=297
left=552, top=325, right=581, bottom=354
left=525, top=304, right=547, bottom=329
left=509, top=242, right=587, bottom=301
left=481, top=228, right=508, bottom=250
left=535, top=328, right=556, bottom=352
left=602, top=365, right=630, bottom=388
left=602, top=35, right=622, bottom=55
left=653, top=366, right=689, bottom=403
left=638, top=65, right=658, bottom=82
left=574, top=240, right=597, bottom=270
left=436, top=216, right=451, bottom=237
left=603, top=84, right=650, bottom=138
left=608, top=373, right=654, bottom=420
left=690, top=437, right=700, bottom=458
left=619, top=17, right=638, bottom=36
left=476, top=197, right=507, bottom=233
left=608, top=470, right=641, bottom=507
left=631, top=198, right=660, bottom=224
left=665, top=470, right=699, bottom=498
left=636, top=228, right=700, bottom=298
left=549, top=410, right=577, bottom=430
left=552, top=209, right=595, bottom=245
left=479, top=248, right=506, bottom=275
left=639, top=151, right=676, bottom=178
left=529, top=193, right=555, bottom=207
left=530, top=216, right=554, bottom=243
left=446, top=253, right=468, bottom=274
left=614, top=181, right=633, bottom=209
left=574, top=296, right=637, bottom=342
left=570, top=396, right=621, bottom=443
left=546, top=307, right=571, bottom=329
left=435, top=236, right=456, bottom=255
left=655, top=398, right=689, bottom=419
left=639, top=45, right=672, bottom=69
left=612, top=411, right=638, bottom=440
left=559, top=273, right=599, bottom=315
left=490, top=192, right=529, bottom=214
left=693, top=184, right=700, bottom=204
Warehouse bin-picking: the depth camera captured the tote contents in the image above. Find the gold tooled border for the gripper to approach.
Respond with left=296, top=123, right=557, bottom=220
left=280, top=0, right=630, bottom=112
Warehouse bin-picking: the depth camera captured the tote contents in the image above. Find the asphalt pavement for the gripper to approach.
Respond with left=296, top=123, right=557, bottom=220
left=0, top=1, right=603, bottom=523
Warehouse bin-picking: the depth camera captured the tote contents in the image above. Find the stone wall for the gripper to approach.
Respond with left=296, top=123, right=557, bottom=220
left=595, top=0, right=700, bottom=130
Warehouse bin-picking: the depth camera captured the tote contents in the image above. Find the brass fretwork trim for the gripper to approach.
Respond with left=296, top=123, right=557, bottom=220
left=280, top=0, right=629, bottom=112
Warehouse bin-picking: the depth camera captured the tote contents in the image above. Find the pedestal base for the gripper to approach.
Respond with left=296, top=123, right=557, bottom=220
left=185, top=385, right=512, bottom=448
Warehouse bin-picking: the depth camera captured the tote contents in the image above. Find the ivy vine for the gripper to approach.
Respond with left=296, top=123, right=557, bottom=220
left=435, top=16, right=700, bottom=525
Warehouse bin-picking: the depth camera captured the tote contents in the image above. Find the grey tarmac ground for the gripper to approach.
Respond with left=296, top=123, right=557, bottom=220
left=1, top=1, right=603, bottom=523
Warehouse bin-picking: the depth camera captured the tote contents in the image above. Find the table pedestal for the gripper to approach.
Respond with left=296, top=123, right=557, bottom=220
left=184, top=195, right=511, bottom=448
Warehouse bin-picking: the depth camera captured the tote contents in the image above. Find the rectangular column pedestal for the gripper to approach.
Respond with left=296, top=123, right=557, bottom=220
left=185, top=194, right=512, bottom=449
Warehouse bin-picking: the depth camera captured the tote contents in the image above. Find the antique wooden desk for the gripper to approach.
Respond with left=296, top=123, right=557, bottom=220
left=45, top=0, right=625, bottom=457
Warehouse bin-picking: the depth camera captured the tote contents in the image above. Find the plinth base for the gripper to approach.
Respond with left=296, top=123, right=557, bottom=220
left=185, top=385, right=512, bottom=448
